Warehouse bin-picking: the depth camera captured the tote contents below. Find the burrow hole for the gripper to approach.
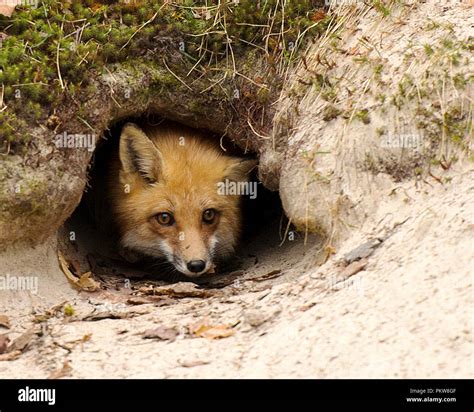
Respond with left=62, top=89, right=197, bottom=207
left=60, top=114, right=322, bottom=293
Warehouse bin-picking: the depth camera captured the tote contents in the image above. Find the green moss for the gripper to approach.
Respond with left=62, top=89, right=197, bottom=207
left=425, top=19, right=441, bottom=31
left=376, top=127, right=387, bottom=137
left=355, top=109, right=371, bottom=125
left=373, top=0, right=391, bottom=17
left=0, top=0, right=328, bottom=154
left=322, top=105, right=341, bottom=121
left=453, top=73, right=469, bottom=89
left=64, top=304, right=75, bottom=317
left=415, top=103, right=472, bottom=153
left=397, top=74, right=415, bottom=99
left=373, top=63, right=383, bottom=80
left=0, top=176, right=51, bottom=218
left=321, top=87, right=337, bottom=102
left=376, top=93, right=386, bottom=104
left=353, top=56, right=370, bottom=65
left=423, top=44, right=434, bottom=57
left=442, top=104, right=472, bottom=147
left=0, top=111, right=30, bottom=151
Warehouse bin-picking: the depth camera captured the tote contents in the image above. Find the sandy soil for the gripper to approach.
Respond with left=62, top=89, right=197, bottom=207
left=0, top=163, right=472, bottom=378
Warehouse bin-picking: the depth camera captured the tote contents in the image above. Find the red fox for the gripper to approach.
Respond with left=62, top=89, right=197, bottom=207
left=106, top=122, right=256, bottom=277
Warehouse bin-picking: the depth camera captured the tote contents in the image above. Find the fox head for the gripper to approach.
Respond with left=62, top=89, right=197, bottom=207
left=112, top=123, right=256, bottom=277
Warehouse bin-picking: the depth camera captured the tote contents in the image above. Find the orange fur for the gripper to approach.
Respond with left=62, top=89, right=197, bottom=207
left=107, top=122, right=256, bottom=277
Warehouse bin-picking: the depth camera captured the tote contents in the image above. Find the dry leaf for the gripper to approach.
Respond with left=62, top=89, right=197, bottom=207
left=154, top=282, right=211, bottom=298
left=78, top=272, right=101, bottom=292
left=248, top=269, right=282, bottom=282
left=69, top=259, right=82, bottom=276
left=0, top=334, right=10, bottom=354
left=190, top=322, right=234, bottom=340
left=143, top=326, right=178, bottom=341
left=340, top=258, right=368, bottom=280
left=136, top=285, right=155, bottom=295
left=343, top=240, right=382, bottom=264
left=33, top=301, right=67, bottom=323
left=0, top=314, right=11, bottom=329
left=0, top=350, right=21, bottom=361
left=58, top=251, right=81, bottom=286
left=82, top=311, right=126, bottom=321
left=179, top=359, right=210, bottom=368
left=48, top=360, right=72, bottom=379
left=7, top=328, right=38, bottom=353
left=54, top=334, right=92, bottom=352
left=311, top=9, right=326, bottom=22
left=82, top=310, right=137, bottom=321
left=66, top=333, right=92, bottom=348
left=126, top=296, right=150, bottom=305
left=58, top=251, right=100, bottom=292
left=127, top=296, right=174, bottom=306
left=141, top=282, right=212, bottom=299
left=0, top=5, right=15, bottom=17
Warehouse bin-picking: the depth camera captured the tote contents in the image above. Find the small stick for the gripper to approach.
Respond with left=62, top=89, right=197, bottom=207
left=120, top=11, right=159, bottom=52
left=247, top=117, right=270, bottom=140
left=56, top=41, right=65, bottom=90
left=163, top=59, right=193, bottom=91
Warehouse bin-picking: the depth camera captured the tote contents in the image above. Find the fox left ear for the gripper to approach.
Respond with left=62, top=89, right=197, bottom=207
left=119, top=123, right=163, bottom=183
left=225, top=158, right=258, bottom=182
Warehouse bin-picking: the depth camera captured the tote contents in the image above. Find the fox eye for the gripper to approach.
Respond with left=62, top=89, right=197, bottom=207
left=155, top=212, right=174, bottom=226
left=202, top=208, right=217, bottom=224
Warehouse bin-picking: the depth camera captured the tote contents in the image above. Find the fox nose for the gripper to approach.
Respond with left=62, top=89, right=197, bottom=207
left=187, top=260, right=206, bottom=273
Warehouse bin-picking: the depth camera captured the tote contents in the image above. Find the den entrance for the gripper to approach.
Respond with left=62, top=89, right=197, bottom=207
left=60, top=115, right=322, bottom=298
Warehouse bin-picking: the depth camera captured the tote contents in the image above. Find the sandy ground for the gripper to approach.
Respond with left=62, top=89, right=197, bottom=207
left=0, top=163, right=472, bottom=378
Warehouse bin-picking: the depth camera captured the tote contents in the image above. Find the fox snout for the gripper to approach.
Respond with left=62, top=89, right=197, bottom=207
left=162, top=230, right=216, bottom=277
left=163, top=231, right=215, bottom=277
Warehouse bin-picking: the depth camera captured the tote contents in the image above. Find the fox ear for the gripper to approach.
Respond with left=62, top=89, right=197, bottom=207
left=119, top=123, right=163, bottom=183
left=225, top=158, right=258, bottom=182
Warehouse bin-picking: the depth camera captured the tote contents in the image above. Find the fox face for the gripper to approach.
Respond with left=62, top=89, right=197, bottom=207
left=109, top=123, right=256, bottom=277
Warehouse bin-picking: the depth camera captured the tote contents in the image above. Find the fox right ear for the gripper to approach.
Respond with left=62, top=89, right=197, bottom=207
left=224, top=158, right=258, bottom=182
left=119, top=123, right=163, bottom=183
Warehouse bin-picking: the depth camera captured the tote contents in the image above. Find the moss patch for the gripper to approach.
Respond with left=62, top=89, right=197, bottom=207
left=0, top=0, right=330, bottom=154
